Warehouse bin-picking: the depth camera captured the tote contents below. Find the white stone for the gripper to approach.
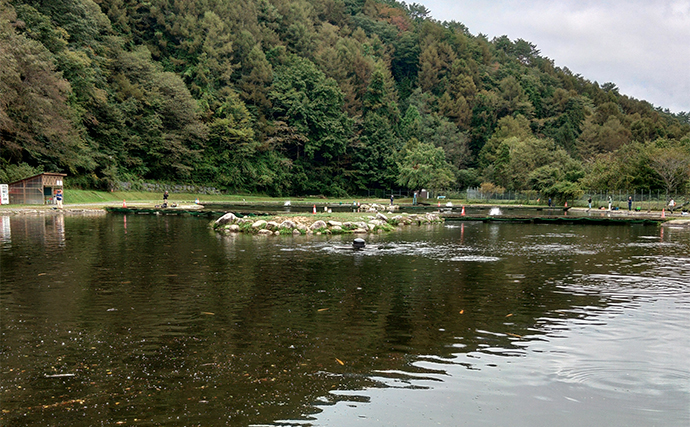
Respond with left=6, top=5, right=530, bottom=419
left=216, top=212, right=237, bottom=225
left=310, top=220, right=327, bottom=230
left=280, top=220, right=296, bottom=229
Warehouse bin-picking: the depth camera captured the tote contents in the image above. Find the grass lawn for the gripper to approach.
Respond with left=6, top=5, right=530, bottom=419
left=62, top=189, right=410, bottom=206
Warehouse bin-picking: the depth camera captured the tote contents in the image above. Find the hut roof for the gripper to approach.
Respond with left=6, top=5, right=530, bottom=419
left=9, top=172, right=67, bottom=185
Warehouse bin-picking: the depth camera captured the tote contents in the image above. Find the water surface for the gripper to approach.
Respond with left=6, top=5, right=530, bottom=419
left=1, top=214, right=688, bottom=426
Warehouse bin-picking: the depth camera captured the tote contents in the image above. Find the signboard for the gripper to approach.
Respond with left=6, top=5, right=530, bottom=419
left=0, top=184, right=8, bottom=205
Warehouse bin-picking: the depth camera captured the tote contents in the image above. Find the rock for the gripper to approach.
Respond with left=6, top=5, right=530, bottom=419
left=279, top=220, right=296, bottom=229
left=228, top=224, right=240, bottom=232
left=292, top=229, right=302, bottom=235
left=376, top=212, right=388, bottom=222
left=369, top=219, right=385, bottom=227
left=353, top=228, right=368, bottom=234
left=367, top=223, right=376, bottom=231
left=327, top=220, right=342, bottom=227
left=216, top=212, right=237, bottom=225
left=331, top=225, right=342, bottom=231
left=274, top=230, right=281, bottom=235
left=252, top=220, right=267, bottom=229
left=265, top=221, right=279, bottom=230
left=257, top=229, right=273, bottom=235
left=354, top=221, right=367, bottom=229
left=310, top=220, right=327, bottom=230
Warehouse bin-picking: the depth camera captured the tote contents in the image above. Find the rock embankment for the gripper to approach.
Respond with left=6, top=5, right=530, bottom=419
left=212, top=212, right=443, bottom=235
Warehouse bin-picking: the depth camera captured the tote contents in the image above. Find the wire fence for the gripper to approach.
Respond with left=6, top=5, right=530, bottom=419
left=465, top=187, right=689, bottom=211
left=362, top=187, right=689, bottom=211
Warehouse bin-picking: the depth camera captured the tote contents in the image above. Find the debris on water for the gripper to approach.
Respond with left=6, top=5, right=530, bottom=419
left=107, top=308, right=117, bottom=311
left=335, top=358, right=345, bottom=366
left=44, top=373, right=75, bottom=378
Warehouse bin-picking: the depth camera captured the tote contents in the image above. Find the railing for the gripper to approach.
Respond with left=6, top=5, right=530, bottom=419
left=464, top=187, right=688, bottom=210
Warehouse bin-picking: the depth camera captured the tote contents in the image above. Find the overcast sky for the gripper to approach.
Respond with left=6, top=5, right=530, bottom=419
left=417, top=0, right=690, bottom=114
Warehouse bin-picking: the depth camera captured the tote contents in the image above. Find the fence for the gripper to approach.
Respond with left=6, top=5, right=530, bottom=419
left=465, top=187, right=689, bottom=210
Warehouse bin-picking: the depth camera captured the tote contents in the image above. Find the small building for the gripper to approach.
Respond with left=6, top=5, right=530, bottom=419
left=8, top=173, right=66, bottom=205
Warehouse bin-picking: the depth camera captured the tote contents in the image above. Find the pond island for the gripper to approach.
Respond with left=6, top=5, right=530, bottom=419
left=212, top=203, right=443, bottom=235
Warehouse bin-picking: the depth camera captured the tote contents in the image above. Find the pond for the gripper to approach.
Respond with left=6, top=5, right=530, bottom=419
left=1, top=214, right=689, bottom=426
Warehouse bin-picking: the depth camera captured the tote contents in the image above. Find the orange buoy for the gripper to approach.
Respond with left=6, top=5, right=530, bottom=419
left=661, top=208, right=665, bottom=218
left=123, top=200, right=127, bottom=208
left=461, top=206, right=466, bottom=216
left=313, top=204, right=316, bottom=214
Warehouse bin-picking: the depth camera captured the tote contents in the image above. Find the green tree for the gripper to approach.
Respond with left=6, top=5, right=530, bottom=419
left=646, top=141, right=690, bottom=193
left=269, top=55, right=351, bottom=194
left=397, top=139, right=455, bottom=192
left=0, top=3, right=91, bottom=173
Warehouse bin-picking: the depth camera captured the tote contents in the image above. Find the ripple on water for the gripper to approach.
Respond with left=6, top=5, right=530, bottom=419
left=528, top=243, right=599, bottom=255
left=303, top=240, right=496, bottom=262
left=449, top=255, right=501, bottom=262
left=625, top=241, right=681, bottom=249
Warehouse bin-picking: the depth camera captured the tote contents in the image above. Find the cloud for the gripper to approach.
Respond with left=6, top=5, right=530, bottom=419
left=418, top=0, right=690, bottom=113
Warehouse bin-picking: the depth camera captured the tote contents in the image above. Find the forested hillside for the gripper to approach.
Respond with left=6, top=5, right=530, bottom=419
left=2, top=0, right=689, bottom=197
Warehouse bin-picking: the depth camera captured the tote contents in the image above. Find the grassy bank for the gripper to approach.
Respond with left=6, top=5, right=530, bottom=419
left=62, top=189, right=411, bottom=207
left=9, top=188, right=590, bottom=209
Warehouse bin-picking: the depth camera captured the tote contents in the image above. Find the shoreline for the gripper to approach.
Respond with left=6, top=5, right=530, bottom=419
left=2, top=203, right=688, bottom=228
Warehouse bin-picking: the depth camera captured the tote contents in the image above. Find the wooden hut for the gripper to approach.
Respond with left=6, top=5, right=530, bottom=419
left=8, top=173, right=67, bottom=205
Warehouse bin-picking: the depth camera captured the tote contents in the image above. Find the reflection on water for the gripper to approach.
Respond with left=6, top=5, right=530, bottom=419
left=0, top=214, right=65, bottom=249
left=1, top=216, right=688, bottom=426
left=1, top=215, right=10, bottom=243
